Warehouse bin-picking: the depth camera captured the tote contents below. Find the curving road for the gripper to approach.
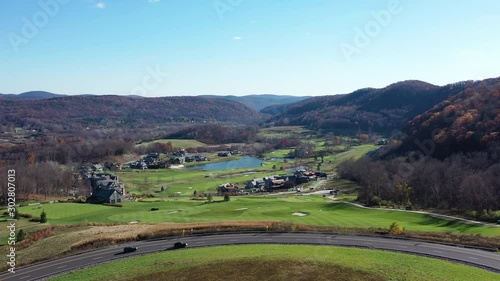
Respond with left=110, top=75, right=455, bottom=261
left=1, top=233, right=499, bottom=280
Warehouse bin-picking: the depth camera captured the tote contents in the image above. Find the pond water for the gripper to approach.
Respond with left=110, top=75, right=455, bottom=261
left=185, top=156, right=264, bottom=171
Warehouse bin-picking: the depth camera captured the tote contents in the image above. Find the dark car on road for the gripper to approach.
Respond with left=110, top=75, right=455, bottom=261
left=173, top=242, right=187, bottom=249
left=123, top=246, right=138, bottom=253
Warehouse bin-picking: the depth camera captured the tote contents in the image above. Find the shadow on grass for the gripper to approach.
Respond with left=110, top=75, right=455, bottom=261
left=415, top=216, right=484, bottom=231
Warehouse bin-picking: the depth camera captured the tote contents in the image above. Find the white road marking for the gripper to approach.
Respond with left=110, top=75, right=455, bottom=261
left=263, top=239, right=273, bottom=241
left=20, top=276, right=31, bottom=280
left=57, top=265, right=67, bottom=269
left=229, top=239, right=239, bottom=242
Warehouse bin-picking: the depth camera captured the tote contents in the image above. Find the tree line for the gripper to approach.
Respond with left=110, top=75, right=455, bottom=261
left=338, top=147, right=500, bottom=221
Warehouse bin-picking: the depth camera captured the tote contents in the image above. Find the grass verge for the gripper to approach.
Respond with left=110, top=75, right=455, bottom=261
left=50, top=245, right=500, bottom=281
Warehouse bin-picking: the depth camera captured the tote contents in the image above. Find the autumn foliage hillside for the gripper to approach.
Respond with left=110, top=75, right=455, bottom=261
left=397, top=78, right=500, bottom=159
left=269, top=80, right=472, bottom=133
left=0, top=96, right=263, bottom=129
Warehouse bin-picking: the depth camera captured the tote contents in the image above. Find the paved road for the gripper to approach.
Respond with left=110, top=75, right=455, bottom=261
left=1, top=233, right=499, bottom=280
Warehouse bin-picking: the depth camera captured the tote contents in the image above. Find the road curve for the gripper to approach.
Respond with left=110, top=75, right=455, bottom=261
left=1, top=233, right=499, bottom=281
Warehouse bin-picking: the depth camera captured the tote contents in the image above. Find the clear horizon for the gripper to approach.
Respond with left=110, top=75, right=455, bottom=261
left=4, top=75, right=500, bottom=97
left=1, top=0, right=500, bottom=97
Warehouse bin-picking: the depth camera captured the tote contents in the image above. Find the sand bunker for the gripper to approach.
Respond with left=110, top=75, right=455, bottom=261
left=292, top=212, right=308, bottom=216
left=166, top=210, right=181, bottom=214
left=236, top=208, right=248, bottom=211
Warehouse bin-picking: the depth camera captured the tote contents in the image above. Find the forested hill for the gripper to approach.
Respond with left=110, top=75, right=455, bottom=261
left=393, top=77, right=500, bottom=159
left=199, top=94, right=310, bottom=111
left=0, top=95, right=263, bottom=129
left=0, top=91, right=66, bottom=100
left=268, top=80, right=477, bottom=134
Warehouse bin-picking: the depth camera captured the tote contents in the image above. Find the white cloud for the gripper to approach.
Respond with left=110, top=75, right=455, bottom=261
left=233, top=36, right=242, bottom=40
left=96, top=2, right=105, bottom=9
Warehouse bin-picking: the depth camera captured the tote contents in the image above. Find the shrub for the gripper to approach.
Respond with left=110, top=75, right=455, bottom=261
left=30, top=217, right=41, bottom=223
left=367, top=195, right=381, bottom=207
left=20, top=213, right=33, bottom=219
left=16, top=229, right=26, bottom=242
left=40, top=210, right=47, bottom=223
left=388, top=222, right=404, bottom=235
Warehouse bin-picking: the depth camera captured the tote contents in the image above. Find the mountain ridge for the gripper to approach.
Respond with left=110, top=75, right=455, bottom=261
left=267, top=79, right=483, bottom=134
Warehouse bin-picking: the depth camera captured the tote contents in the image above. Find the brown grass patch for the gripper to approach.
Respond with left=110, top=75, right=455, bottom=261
left=130, top=260, right=384, bottom=281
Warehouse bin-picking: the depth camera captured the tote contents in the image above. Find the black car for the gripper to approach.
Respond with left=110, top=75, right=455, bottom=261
left=173, top=242, right=188, bottom=249
left=123, top=246, right=138, bottom=253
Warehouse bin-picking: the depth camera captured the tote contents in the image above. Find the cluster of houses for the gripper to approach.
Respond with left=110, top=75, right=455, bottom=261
left=85, top=173, right=124, bottom=204
left=81, top=162, right=123, bottom=175
left=217, top=169, right=327, bottom=195
left=129, top=151, right=210, bottom=167
left=130, top=152, right=169, bottom=170
left=217, top=150, right=241, bottom=157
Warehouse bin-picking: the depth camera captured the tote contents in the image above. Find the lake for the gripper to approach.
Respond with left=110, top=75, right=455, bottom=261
left=185, top=156, right=264, bottom=171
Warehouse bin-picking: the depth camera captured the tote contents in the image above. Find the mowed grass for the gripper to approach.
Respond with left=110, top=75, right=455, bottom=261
left=50, top=245, right=500, bottom=281
left=117, top=168, right=282, bottom=196
left=10, top=197, right=500, bottom=236
left=322, top=144, right=378, bottom=170
left=135, top=139, right=206, bottom=148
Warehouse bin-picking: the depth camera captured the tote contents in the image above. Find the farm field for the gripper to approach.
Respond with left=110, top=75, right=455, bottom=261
left=8, top=197, right=500, bottom=236
left=51, top=245, right=500, bottom=281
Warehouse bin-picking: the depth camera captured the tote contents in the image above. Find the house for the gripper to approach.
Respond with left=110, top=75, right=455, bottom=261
left=130, top=161, right=148, bottom=170
left=170, top=157, right=185, bottom=164
left=218, top=152, right=231, bottom=157
left=90, top=174, right=125, bottom=195
left=217, top=183, right=242, bottom=195
left=91, top=163, right=103, bottom=172
left=185, top=156, right=195, bottom=162
left=173, top=149, right=186, bottom=156
left=148, top=152, right=160, bottom=158
left=104, top=162, right=123, bottom=171
left=245, top=179, right=265, bottom=189
left=194, top=155, right=207, bottom=161
left=86, top=188, right=122, bottom=204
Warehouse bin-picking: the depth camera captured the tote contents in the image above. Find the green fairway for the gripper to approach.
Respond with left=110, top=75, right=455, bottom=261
left=11, top=197, right=500, bottom=236
left=50, top=245, right=500, bottom=281
left=116, top=168, right=282, bottom=196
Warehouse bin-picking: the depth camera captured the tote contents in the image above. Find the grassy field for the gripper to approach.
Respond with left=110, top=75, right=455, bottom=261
left=257, top=126, right=310, bottom=138
left=321, top=144, right=378, bottom=170
left=50, top=245, right=500, bottom=281
left=117, top=168, right=282, bottom=196
left=7, top=197, right=500, bottom=236
left=135, top=139, right=207, bottom=148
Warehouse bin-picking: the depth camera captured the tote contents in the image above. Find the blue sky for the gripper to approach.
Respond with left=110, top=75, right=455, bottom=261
left=1, top=0, right=500, bottom=96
